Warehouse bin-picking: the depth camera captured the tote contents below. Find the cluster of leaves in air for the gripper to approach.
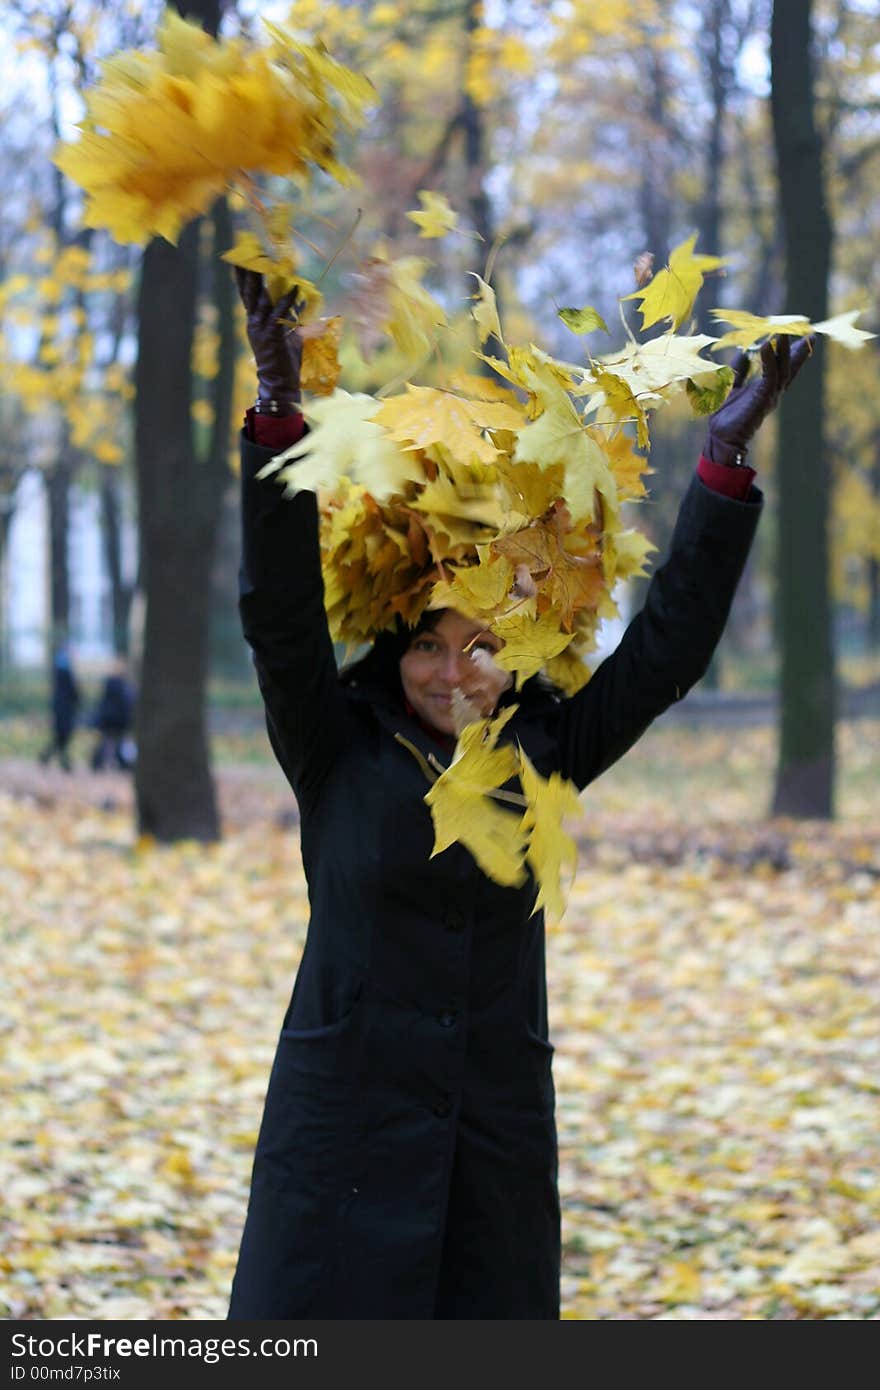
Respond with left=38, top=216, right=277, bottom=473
left=53, top=10, right=875, bottom=913
left=54, top=10, right=374, bottom=248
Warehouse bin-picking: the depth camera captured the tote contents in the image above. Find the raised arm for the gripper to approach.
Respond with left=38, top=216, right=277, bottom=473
left=552, top=336, right=813, bottom=788
left=236, top=270, right=353, bottom=807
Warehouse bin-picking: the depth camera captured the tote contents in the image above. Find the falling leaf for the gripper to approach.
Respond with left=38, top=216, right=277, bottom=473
left=518, top=750, right=580, bottom=921
left=405, top=189, right=459, bottom=239
left=54, top=11, right=374, bottom=246
left=375, top=385, right=523, bottom=466
left=425, top=714, right=527, bottom=885
left=470, top=273, right=504, bottom=346
left=491, top=610, right=574, bottom=684
left=708, top=309, right=814, bottom=352
left=686, top=365, right=735, bottom=417
left=265, top=389, right=421, bottom=500
left=810, top=310, right=876, bottom=349
left=632, top=251, right=655, bottom=287
left=558, top=305, right=610, bottom=336
left=623, top=233, right=727, bottom=331
left=300, top=317, right=343, bottom=396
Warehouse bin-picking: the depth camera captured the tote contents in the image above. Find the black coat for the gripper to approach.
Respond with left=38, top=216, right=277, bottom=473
left=92, top=675, right=134, bottom=734
left=227, top=435, right=762, bottom=1320
left=51, top=658, right=80, bottom=739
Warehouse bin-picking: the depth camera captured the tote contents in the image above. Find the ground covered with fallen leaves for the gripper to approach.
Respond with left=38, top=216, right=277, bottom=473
left=2, top=716, right=879, bottom=1320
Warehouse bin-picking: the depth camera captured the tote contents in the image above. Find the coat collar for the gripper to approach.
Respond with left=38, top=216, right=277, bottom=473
left=344, top=675, right=559, bottom=778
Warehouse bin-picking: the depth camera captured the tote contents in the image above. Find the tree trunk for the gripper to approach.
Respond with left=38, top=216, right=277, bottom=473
left=870, top=448, right=880, bottom=653
left=46, top=443, right=72, bottom=647
left=208, top=197, right=249, bottom=679
left=770, top=0, right=835, bottom=817
left=134, top=224, right=222, bottom=842
left=99, top=464, right=134, bottom=656
left=462, top=0, right=504, bottom=368
left=695, top=0, right=734, bottom=688
left=133, top=0, right=224, bottom=843
left=0, top=496, right=14, bottom=674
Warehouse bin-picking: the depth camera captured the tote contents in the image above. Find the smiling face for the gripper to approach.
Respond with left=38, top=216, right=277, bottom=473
left=399, top=610, right=512, bottom=737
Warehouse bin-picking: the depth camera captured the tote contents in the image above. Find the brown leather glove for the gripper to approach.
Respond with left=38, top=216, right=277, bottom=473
left=234, top=267, right=303, bottom=416
left=704, top=334, right=813, bottom=467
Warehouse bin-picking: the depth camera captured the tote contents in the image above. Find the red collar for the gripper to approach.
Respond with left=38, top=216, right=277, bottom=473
left=403, top=698, right=456, bottom=751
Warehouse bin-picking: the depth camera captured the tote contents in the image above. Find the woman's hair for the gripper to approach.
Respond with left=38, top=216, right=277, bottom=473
left=339, top=609, right=561, bottom=711
left=338, top=609, right=442, bottom=699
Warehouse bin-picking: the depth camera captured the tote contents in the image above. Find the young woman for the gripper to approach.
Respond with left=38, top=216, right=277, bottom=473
left=227, top=269, right=809, bottom=1319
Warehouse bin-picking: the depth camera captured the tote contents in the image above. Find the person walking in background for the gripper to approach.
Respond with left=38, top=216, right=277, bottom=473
left=89, top=656, right=136, bottom=772
left=38, top=642, right=81, bottom=773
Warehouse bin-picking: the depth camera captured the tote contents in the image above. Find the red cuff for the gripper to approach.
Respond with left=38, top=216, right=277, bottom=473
left=697, top=454, right=756, bottom=501
left=245, top=407, right=306, bottom=450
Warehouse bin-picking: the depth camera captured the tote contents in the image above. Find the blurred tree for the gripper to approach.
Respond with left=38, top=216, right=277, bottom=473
left=815, top=0, right=880, bottom=655
left=770, top=0, right=834, bottom=816
left=1, top=1, right=143, bottom=662
left=133, top=0, right=230, bottom=843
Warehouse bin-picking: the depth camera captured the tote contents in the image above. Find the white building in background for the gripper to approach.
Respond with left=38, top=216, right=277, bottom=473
left=2, top=469, right=137, bottom=670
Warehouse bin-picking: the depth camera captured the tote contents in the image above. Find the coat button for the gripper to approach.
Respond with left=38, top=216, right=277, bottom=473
left=437, top=1009, right=458, bottom=1028
left=433, top=1094, right=452, bottom=1118
left=444, top=909, right=465, bottom=932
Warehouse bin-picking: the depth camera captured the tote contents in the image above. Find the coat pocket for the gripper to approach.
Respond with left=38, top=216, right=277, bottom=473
left=254, top=996, right=361, bottom=1184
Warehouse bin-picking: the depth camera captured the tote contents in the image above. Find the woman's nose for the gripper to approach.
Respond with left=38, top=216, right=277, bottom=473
left=440, top=649, right=469, bottom=683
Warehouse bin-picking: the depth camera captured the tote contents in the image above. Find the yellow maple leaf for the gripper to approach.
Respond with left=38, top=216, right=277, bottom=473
left=493, top=516, right=605, bottom=632
left=300, top=316, right=343, bottom=396
left=446, top=369, right=522, bottom=407
left=54, top=11, right=373, bottom=247
left=543, top=642, right=591, bottom=697
left=603, top=527, right=656, bottom=585
left=266, top=389, right=421, bottom=501
left=375, top=385, right=523, bottom=466
left=623, top=233, right=727, bottom=331
left=590, top=332, right=723, bottom=403
left=710, top=306, right=875, bottom=351
left=596, top=428, right=651, bottom=501
left=810, top=309, right=876, bottom=348
left=491, top=610, right=573, bottom=685
left=406, top=189, right=459, bottom=239
left=478, top=344, right=582, bottom=408
left=558, top=304, right=610, bottom=336
left=589, top=369, right=650, bottom=449
left=221, top=231, right=316, bottom=311
left=409, top=473, right=506, bottom=544
left=495, top=457, right=565, bottom=525
left=428, top=554, right=515, bottom=621
left=513, top=372, right=616, bottom=523
left=383, top=253, right=448, bottom=364
left=93, top=439, right=124, bottom=465
left=708, top=309, right=813, bottom=351
left=470, top=273, right=504, bottom=346
left=425, top=715, right=527, bottom=886
left=519, top=750, right=580, bottom=920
